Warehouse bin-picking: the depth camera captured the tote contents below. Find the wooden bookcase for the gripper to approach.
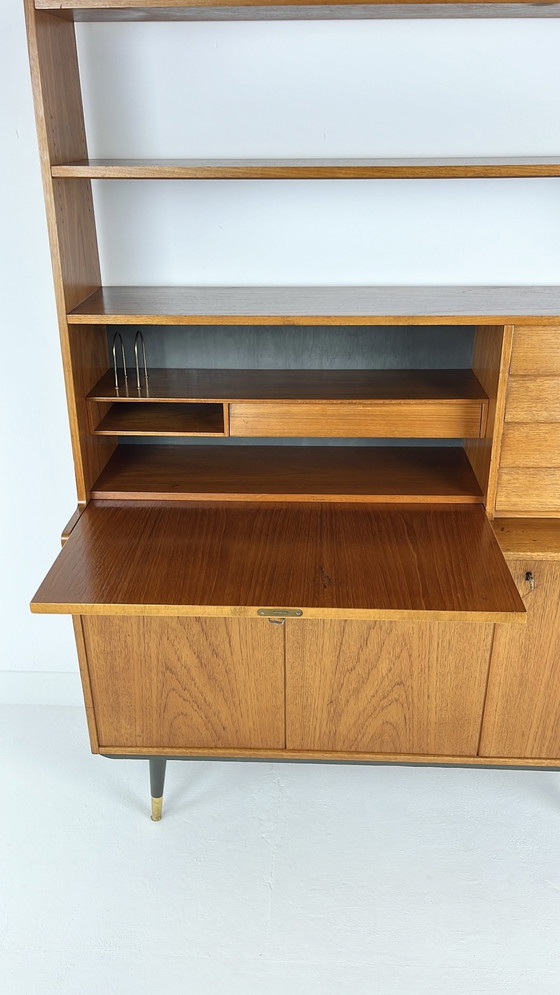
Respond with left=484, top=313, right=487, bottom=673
left=26, top=0, right=560, bottom=819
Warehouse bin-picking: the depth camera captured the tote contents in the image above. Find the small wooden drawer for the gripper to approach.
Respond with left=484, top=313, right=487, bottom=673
left=500, top=424, right=560, bottom=467
left=510, top=326, right=560, bottom=375
left=505, top=377, right=560, bottom=422
left=229, top=402, right=486, bottom=438
left=496, top=468, right=560, bottom=513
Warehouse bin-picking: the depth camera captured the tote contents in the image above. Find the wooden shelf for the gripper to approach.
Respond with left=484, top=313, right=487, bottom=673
left=35, top=1, right=560, bottom=23
left=93, top=401, right=226, bottom=436
left=68, top=286, right=560, bottom=325
left=52, top=157, right=560, bottom=179
left=494, top=518, right=560, bottom=560
left=91, top=444, right=484, bottom=502
left=89, top=371, right=487, bottom=438
left=88, top=368, right=488, bottom=403
left=30, top=500, right=526, bottom=623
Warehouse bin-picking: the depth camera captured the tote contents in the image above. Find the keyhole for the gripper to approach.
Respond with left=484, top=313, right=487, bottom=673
left=525, top=571, right=535, bottom=592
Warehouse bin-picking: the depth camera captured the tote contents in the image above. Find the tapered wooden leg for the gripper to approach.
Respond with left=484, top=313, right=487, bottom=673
left=149, top=758, right=167, bottom=821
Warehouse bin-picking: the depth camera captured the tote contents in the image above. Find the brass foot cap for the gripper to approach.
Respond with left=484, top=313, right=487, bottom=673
left=151, top=796, right=163, bottom=822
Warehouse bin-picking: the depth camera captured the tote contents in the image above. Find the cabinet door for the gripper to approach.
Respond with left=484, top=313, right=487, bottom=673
left=81, top=616, right=285, bottom=751
left=286, top=619, right=493, bottom=756
left=479, top=560, right=560, bottom=759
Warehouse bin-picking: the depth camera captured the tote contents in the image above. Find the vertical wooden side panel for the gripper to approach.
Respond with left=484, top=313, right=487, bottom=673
left=68, top=325, right=116, bottom=490
left=24, top=3, right=100, bottom=310
left=286, top=618, right=494, bottom=756
left=464, top=324, right=513, bottom=516
left=24, top=2, right=113, bottom=500
left=479, top=559, right=560, bottom=759
left=72, top=616, right=100, bottom=753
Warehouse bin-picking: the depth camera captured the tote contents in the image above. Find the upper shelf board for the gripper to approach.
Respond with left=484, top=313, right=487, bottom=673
left=52, top=158, right=560, bottom=180
left=88, top=368, right=488, bottom=403
left=35, top=1, right=560, bottom=21
left=68, top=286, right=560, bottom=325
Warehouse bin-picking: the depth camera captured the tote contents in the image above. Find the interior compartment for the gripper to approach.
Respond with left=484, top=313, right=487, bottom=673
left=80, top=321, right=502, bottom=500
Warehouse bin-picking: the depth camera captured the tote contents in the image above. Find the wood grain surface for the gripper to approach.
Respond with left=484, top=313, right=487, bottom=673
left=505, top=376, right=560, bottom=422
left=31, top=500, right=526, bottom=621
left=229, top=400, right=486, bottom=437
left=91, top=445, right=483, bottom=503
left=25, top=5, right=100, bottom=311
left=24, top=2, right=106, bottom=500
left=493, top=518, right=560, bottom=559
left=35, top=0, right=560, bottom=23
left=500, top=423, right=560, bottom=466
left=67, top=286, right=560, bottom=326
left=51, top=157, right=560, bottom=179
left=82, top=616, right=285, bottom=749
left=479, top=559, right=560, bottom=759
left=87, top=367, right=488, bottom=403
left=464, top=324, right=512, bottom=512
left=92, top=401, right=226, bottom=435
left=496, top=468, right=560, bottom=512
left=73, top=617, right=100, bottom=751
left=510, top=326, right=560, bottom=375
left=286, top=619, right=493, bottom=754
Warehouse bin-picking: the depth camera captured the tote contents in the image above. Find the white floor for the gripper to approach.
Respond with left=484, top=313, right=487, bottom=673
left=1, top=705, right=560, bottom=994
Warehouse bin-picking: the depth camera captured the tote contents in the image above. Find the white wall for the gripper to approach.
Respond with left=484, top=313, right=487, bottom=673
left=79, top=19, right=560, bottom=285
left=2, top=8, right=560, bottom=703
left=0, top=1, right=78, bottom=704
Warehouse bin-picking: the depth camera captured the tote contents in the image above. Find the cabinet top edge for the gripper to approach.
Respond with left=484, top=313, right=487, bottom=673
left=33, top=1, right=560, bottom=22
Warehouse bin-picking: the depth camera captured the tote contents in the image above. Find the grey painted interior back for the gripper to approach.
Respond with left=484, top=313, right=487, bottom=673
left=109, top=323, right=474, bottom=446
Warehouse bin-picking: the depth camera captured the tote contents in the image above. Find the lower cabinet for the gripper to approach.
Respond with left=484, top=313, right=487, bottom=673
left=285, top=619, right=494, bottom=756
left=80, top=613, right=493, bottom=758
left=81, top=616, right=285, bottom=750
left=479, top=559, right=560, bottom=760
left=79, top=570, right=560, bottom=762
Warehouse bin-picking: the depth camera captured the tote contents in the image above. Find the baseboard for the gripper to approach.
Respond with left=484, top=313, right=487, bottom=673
left=0, top=671, right=82, bottom=706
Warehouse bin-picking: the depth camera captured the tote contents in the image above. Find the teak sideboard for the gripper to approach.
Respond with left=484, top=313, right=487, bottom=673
left=26, top=0, right=560, bottom=820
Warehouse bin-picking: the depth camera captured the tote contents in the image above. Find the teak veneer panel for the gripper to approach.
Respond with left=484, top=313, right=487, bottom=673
left=34, top=1, right=560, bottom=22
left=83, top=616, right=285, bottom=750
left=480, top=560, right=560, bottom=759
left=52, top=157, right=560, bottom=179
left=496, top=468, right=560, bottom=513
left=88, top=368, right=488, bottom=404
left=464, top=324, right=512, bottom=513
left=93, top=401, right=226, bottom=435
left=500, top=423, right=560, bottom=467
left=510, top=326, right=560, bottom=375
left=91, top=445, right=483, bottom=502
left=286, top=619, right=493, bottom=755
left=505, top=376, right=560, bottom=422
left=493, top=518, right=560, bottom=559
left=25, top=2, right=111, bottom=499
left=30, top=501, right=526, bottom=622
left=68, top=286, right=560, bottom=326
left=229, top=400, right=486, bottom=437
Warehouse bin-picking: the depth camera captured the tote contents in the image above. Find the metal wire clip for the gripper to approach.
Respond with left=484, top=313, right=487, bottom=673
left=134, top=330, right=149, bottom=394
left=111, top=331, right=128, bottom=393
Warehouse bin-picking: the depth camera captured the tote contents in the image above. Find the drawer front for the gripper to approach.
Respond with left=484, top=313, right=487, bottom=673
left=500, top=424, right=560, bottom=467
left=510, top=326, right=560, bottom=375
left=229, top=402, right=486, bottom=438
left=505, top=377, right=560, bottom=422
left=496, top=468, right=560, bottom=513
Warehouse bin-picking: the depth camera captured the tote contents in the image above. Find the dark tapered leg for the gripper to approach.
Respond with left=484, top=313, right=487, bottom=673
left=149, top=758, right=167, bottom=821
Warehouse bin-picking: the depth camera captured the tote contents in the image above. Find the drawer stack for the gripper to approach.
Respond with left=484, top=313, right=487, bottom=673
left=496, top=327, right=560, bottom=514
